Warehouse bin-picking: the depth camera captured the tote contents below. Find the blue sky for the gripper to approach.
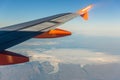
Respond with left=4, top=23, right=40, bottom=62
left=0, top=0, right=120, bottom=37
left=0, top=0, right=120, bottom=66
left=0, top=0, right=120, bottom=27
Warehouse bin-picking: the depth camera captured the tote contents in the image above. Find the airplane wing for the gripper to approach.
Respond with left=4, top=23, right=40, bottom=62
left=0, top=5, right=93, bottom=65
left=0, top=13, right=77, bottom=51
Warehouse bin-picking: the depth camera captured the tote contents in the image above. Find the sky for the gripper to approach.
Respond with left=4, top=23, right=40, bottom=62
left=0, top=1, right=120, bottom=80
left=0, top=0, right=120, bottom=65
left=0, top=0, right=120, bottom=36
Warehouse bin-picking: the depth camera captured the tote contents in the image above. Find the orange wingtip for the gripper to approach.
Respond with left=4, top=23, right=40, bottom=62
left=77, top=4, right=93, bottom=20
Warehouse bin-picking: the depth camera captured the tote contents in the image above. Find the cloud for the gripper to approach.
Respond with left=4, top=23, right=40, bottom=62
left=41, top=49, right=120, bottom=65
left=21, top=40, right=58, bottom=46
left=22, top=49, right=120, bottom=74
left=25, top=50, right=61, bottom=74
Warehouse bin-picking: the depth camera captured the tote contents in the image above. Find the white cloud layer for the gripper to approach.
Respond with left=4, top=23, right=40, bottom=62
left=42, top=49, right=120, bottom=64
left=24, top=49, right=120, bottom=73
left=21, top=40, right=58, bottom=46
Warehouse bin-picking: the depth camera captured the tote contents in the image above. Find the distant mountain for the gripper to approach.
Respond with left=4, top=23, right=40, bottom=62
left=0, top=61, right=120, bottom=80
